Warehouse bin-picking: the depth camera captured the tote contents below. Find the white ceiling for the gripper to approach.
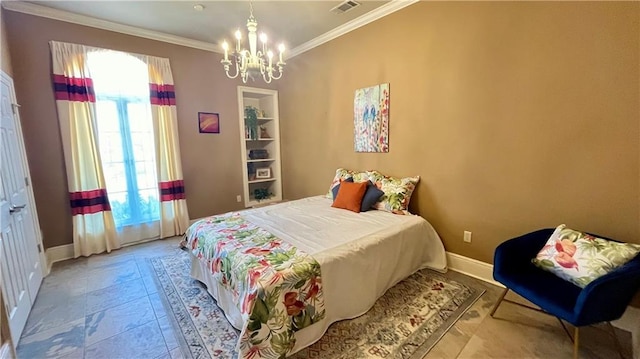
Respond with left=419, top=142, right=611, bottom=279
left=24, top=1, right=391, bottom=53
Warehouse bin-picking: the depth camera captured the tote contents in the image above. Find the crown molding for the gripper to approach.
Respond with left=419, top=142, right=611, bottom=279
left=287, top=0, right=419, bottom=58
left=1, top=0, right=417, bottom=59
left=1, top=1, right=221, bottom=53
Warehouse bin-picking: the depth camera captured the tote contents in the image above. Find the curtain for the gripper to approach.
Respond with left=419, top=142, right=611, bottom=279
left=145, top=57, right=190, bottom=237
left=50, top=41, right=120, bottom=257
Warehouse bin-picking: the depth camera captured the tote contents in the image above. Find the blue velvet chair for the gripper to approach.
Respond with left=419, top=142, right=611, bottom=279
left=491, top=228, right=640, bottom=359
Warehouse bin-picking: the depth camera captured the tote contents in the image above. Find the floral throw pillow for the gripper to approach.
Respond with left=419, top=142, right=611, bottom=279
left=366, top=170, right=420, bottom=215
left=325, top=168, right=369, bottom=199
left=532, top=224, right=640, bottom=288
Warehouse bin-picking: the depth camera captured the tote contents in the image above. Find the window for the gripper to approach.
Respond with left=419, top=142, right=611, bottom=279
left=88, top=50, right=159, bottom=228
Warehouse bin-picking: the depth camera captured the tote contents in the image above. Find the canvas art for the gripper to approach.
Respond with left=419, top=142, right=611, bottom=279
left=198, top=112, right=220, bottom=133
left=354, top=83, right=389, bottom=152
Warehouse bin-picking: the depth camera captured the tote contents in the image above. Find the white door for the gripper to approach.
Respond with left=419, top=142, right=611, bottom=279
left=0, top=71, right=43, bottom=346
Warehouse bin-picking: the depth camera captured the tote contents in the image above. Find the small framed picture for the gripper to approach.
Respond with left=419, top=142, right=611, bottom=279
left=255, top=168, right=271, bottom=179
left=198, top=112, right=220, bottom=133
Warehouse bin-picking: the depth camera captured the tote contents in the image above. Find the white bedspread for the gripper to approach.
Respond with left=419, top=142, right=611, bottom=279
left=190, top=196, right=447, bottom=355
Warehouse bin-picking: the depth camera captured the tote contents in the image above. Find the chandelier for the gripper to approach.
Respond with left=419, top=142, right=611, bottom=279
left=220, top=3, right=285, bottom=83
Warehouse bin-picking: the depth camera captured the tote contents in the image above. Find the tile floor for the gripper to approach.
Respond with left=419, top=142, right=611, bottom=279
left=17, top=237, right=633, bottom=359
left=17, top=238, right=185, bottom=359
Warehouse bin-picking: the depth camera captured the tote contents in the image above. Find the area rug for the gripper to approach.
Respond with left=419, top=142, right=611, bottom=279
left=150, top=250, right=484, bottom=359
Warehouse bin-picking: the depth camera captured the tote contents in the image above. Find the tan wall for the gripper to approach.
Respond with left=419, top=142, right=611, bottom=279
left=4, top=11, right=253, bottom=249
left=1, top=9, right=13, bottom=76
left=278, top=2, right=640, bottom=264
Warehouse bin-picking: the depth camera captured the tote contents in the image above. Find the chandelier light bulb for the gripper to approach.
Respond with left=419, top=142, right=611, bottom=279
left=260, top=33, right=267, bottom=43
left=221, top=41, right=229, bottom=62
left=278, top=43, right=285, bottom=52
left=267, top=50, right=273, bottom=59
left=235, top=30, right=242, bottom=40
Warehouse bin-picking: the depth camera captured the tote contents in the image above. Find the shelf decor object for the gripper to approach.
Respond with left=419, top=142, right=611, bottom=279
left=354, top=83, right=390, bottom=153
left=220, top=2, right=286, bottom=84
left=253, top=188, right=273, bottom=201
left=244, top=106, right=259, bottom=140
left=255, top=168, right=271, bottom=179
left=198, top=112, right=220, bottom=134
left=238, top=86, right=282, bottom=207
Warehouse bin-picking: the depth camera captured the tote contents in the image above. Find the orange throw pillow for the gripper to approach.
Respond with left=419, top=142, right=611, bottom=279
left=332, top=180, right=368, bottom=213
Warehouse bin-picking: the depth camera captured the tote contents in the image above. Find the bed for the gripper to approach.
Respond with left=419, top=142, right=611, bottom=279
left=185, top=195, right=447, bottom=358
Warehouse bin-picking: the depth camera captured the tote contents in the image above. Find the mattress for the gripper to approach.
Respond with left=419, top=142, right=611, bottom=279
left=190, top=195, right=447, bottom=355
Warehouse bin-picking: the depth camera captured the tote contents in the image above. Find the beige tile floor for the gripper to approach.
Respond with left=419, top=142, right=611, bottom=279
left=16, top=237, right=633, bottom=359
left=424, top=271, right=633, bottom=359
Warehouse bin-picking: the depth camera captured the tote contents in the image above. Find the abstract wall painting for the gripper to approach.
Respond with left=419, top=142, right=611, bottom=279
left=198, top=112, right=220, bottom=133
left=354, top=83, right=389, bottom=152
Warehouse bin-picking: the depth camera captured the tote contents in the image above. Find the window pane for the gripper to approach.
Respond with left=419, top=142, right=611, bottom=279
left=127, top=102, right=153, bottom=133
left=103, top=162, right=127, bottom=193
left=89, top=50, right=149, bottom=98
left=109, top=191, right=131, bottom=226
left=96, top=100, right=121, bottom=132
left=99, top=133, right=124, bottom=163
left=135, top=161, right=155, bottom=190
left=90, top=50, right=160, bottom=228
left=138, top=188, right=160, bottom=222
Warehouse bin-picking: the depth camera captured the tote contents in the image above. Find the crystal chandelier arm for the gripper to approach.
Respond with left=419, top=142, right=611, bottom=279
left=262, top=71, right=273, bottom=84
left=226, top=62, right=240, bottom=79
left=270, top=67, right=283, bottom=80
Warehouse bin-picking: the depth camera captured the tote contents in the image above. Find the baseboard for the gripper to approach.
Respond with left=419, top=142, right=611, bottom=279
left=446, top=251, right=504, bottom=288
left=44, top=243, right=74, bottom=274
left=445, top=251, right=639, bottom=344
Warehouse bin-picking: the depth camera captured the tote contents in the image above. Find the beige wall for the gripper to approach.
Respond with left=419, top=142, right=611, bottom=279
left=4, top=11, right=254, bottom=249
left=278, top=2, right=640, bottom=264
left=1, top=9, right=13, bottom=76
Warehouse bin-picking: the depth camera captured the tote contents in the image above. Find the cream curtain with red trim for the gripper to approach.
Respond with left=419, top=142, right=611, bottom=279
left=146, top=57, right=189, bottom=237
left=50, top=41, right=120, bottom=257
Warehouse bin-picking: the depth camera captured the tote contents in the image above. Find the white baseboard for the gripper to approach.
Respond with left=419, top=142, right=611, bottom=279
left=446, top=251, right=640, bottom=350
left=446, top=251, right=504, bottom=288
left=44, top=243, right=74, bottom=274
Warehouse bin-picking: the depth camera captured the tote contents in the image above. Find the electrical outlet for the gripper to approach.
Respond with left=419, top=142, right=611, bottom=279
left=236, top=195, right=242, bottom=203
left=463, top=231, right=472, bottom=243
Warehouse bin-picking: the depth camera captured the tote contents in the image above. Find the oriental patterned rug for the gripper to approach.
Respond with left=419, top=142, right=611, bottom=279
left=149, top=251, right=484, bottom=359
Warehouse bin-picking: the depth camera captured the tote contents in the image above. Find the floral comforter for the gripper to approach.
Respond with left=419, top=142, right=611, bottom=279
left=185, top=213, right=325, bottom=358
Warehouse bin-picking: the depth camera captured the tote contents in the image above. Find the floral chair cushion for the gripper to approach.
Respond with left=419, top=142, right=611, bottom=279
left=326, top=168, right=369, bottom=199
left=366, top=170, right=420, bottom=215
left=532, top=224, right=640, bottom=288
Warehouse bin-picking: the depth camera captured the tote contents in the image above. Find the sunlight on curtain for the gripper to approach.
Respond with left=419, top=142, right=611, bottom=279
left=50, top=41, right=120, bottom=257
left=88, top=51, right=160, bottom=243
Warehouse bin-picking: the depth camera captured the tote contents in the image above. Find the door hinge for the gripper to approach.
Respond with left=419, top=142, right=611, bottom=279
left=25, top=177, right=29, bottom=187
left=11, top=103, right=20, bottom=114
left=37, top=244, right=42, bottom=253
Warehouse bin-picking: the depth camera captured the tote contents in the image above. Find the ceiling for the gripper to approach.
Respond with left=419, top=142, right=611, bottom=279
left=24, top=1, right=391, bottom=54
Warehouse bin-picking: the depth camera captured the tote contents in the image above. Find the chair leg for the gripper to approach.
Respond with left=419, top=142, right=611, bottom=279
left=490, top=288, right=508, bottom=317
left=606, top=322, right=625, bottom=359
left=573, top=327, right=580, bottom=359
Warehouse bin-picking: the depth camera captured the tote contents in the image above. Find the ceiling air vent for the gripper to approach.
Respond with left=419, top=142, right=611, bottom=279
left=331, top=0, right=361, bottom=14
